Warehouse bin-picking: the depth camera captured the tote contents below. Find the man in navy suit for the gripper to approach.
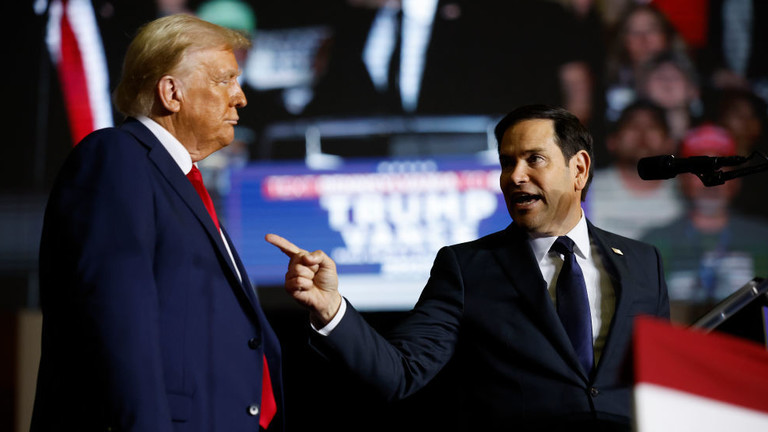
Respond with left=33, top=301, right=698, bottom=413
left=268, top=105, right=669, bottom=430
left=32, top=14, right=282, bottom=431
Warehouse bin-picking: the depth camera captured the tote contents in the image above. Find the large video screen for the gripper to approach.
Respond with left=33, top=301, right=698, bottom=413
left=227, top=154, right=508, bottom=310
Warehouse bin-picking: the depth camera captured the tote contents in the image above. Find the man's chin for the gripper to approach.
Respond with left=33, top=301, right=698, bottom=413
left=509, top=213, right=535, bottom=231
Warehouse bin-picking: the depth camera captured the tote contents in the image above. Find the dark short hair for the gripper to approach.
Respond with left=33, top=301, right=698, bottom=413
left=610, top=99, right=669, bottom=135
left=494, top=104, right=594, bottom=200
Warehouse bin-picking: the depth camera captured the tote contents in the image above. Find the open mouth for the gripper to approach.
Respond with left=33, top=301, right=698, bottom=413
left=511, top=193, right=542, bottom=205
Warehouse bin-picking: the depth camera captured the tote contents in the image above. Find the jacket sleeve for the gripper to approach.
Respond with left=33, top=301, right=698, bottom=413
left=310, top=245, right=465, bottom=401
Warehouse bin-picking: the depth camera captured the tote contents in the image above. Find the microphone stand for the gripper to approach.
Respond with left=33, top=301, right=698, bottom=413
left=695, top=152, right=768, bottom=186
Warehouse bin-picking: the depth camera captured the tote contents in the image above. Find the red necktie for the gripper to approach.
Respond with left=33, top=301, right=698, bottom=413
left=186, top=165, right=219, bottom=229
left=58, top=0, right=95, bottom=145
left=186, top=165, right=277, bottom=428
left=260, top=355, right=277, bottom=429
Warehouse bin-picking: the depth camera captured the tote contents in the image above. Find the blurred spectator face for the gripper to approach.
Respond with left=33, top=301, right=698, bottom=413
left=680, top=171, right=739, bottom=219
left=624, top=8, right=668, bottom=66
left=678, top=125, right=739, bottom=218
left=643, top=62, right=696, bottom=110
left=718, top=97, right=762, bottom=155
left=608, top=108, right=674, bottom=164
left=680, top=171, right=738, bottom=218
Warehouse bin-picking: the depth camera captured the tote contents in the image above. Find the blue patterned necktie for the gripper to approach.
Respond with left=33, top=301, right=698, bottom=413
left=552, top=236, right=594, bottom=375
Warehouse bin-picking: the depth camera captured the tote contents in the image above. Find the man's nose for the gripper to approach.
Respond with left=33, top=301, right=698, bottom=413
left=509, top=163, right=529, bottom=184
left=233, top=83, right=247, bottom=108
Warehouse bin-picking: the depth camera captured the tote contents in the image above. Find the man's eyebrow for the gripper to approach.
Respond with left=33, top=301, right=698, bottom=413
left=499, top=147, right=547, bottom=156
left=212, top=68, right=242, bottom=80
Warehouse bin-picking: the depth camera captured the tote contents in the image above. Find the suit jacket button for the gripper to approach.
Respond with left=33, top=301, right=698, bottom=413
left=248, top=336, right=261, bottom=350
left=590, top=387, right=599, bottom=397
left=248, top=403, right=260, bottom=416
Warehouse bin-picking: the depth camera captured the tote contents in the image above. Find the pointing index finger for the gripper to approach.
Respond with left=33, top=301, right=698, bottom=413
left=265, top=233, right=304, bottom=257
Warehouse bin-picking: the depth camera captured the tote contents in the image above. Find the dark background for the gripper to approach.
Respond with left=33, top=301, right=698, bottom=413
left=3, top=0, right=768, bottom=430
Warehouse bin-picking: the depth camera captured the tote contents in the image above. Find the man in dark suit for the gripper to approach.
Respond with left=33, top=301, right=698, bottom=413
left=305, top=0, right=589, bottom=117
left=32, top=14, right=283, bottom=431
left=267, top=105, right=669, bottom=430
left=699, top=0, right=768, bottom=94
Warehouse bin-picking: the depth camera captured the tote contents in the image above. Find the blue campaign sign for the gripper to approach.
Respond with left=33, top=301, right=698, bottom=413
left=226, top=154, right=510, bottom=310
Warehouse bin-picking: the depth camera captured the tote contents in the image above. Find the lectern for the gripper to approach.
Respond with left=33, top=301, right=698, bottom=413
left=690, top=277, right=768, bottom=346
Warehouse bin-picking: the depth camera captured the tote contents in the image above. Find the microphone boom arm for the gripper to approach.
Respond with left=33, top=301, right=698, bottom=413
left=703, top=158, right=768, bottom=186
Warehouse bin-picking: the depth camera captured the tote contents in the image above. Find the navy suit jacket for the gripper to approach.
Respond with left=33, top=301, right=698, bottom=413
left=313, top=222, right=669, bottom=430
left=32, top=119, right=283, bottom=431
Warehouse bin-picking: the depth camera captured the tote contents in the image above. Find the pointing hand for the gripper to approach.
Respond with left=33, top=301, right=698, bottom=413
left=265, top=233, right=342, bottom=326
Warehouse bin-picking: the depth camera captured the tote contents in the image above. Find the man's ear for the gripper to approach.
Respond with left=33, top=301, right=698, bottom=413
left=572, top=149, right=591, bottom=191
left=156, top=75, right=183, bottom=113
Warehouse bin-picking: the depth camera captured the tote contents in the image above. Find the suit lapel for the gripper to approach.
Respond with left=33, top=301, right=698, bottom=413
left=588, top=223, right=626, bottom=306
left=121, top=120, right=257, bottom=311
left=586, top=223, right=635, bottom=372
left=490, top=225, right=588, bottom=380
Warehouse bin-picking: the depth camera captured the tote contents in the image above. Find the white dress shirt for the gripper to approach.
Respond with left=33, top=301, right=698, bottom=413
left=528, top=212, right=615, bottom=361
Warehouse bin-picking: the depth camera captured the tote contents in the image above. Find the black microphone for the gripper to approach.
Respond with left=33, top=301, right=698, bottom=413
left=637, top=155, right=748, bottom=180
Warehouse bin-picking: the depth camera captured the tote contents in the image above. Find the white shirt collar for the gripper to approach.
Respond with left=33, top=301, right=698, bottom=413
left=136, top=116, right=194, bottom=174
left=529, top=211, right=591, bottom=264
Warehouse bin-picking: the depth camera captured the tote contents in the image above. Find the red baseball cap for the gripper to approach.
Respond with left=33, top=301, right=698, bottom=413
left=679, top=124, right=736, bottom=157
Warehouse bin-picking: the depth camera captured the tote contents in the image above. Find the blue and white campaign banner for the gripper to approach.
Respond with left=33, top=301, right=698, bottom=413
left=226, top=155, right=509, bottom=310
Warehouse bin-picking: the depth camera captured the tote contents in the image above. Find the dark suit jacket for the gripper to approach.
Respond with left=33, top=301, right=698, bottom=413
left=313, top=221, right=669, bottom=430
left=702, top=0, right=768, bottom=83
left=31, top=119, right=283, bottom=431
left=305, top=0, right=464, bottom=117
left=305, top=0, right=583, bottom=118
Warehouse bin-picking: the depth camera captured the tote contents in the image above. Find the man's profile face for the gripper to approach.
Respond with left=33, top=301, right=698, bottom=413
left=174, top=47, right=246, bottom=161
left=499, top=119, right=588, bottom=237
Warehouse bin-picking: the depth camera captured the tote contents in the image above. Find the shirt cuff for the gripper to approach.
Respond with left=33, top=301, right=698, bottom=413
left=311, top=298, right=347, bottom=336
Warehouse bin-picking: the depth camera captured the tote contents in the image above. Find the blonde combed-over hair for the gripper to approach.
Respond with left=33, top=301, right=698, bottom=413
left=113, top=14, right=251, bottom=118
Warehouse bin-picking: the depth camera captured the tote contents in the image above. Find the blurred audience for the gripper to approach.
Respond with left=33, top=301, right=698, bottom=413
left=707, top=87, right=767, bottom=156
left=649, top=0, right=709, bottom=50
left=706, top=88, right=768, bottom=221
left=559, top=0, right=608, bottom=132
left=641, top=124, right=768, bottom=323
left=603, top=2, right=688, bottom=122
left=636, top=50, right=702, bottom=142
left=587, top=100, right=683, bottom=239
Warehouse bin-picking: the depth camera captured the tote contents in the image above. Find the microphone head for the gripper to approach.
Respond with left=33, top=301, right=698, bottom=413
left=637, top=155, right=677, bottom=180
